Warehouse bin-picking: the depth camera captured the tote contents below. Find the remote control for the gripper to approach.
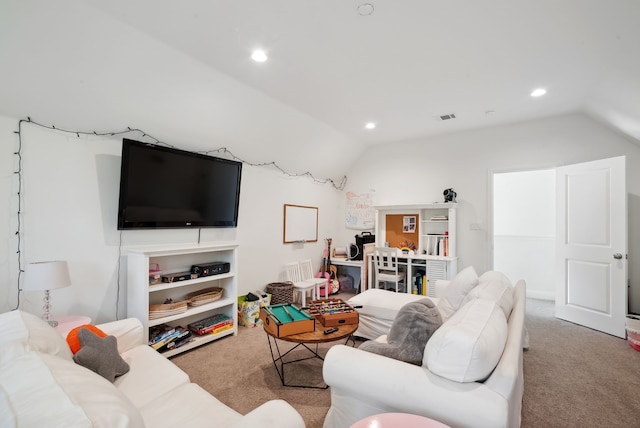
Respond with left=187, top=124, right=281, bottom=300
left=324, top=327, right=338, bottom=334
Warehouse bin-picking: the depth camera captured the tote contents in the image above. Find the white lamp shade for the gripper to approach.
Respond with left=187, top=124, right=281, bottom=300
left=23, top=261, right=71, bottom=291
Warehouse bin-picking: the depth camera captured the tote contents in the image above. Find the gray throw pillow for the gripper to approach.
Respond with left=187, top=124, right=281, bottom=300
left=359, top=298, right=442, bottom=365
left=73, top=328, right=129, bottom=382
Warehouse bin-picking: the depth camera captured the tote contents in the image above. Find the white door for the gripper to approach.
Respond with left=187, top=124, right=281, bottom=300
left=556, top=156, right=627, bottom=338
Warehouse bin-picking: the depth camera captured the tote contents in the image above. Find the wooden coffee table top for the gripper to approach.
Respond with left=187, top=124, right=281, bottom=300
left=266, top=319, right=358, bottom=344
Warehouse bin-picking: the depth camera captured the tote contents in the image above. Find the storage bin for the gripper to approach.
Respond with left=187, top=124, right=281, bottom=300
left=266, top=282, right=294, bottom=305
left=625, top=315, right=640, bottom=351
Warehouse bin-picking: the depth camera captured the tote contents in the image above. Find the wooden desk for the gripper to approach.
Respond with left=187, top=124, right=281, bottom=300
left=367, top=253, right=457, bottom=296
left=331, top=258, right=364, bottom=291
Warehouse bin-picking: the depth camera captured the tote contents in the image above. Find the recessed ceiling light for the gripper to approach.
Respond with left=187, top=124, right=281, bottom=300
left=365, top=122, right=376, bottom=130
left=357, top=3, right=375, bottom=16
left=530, top=88, right=547, bottom=97
left=251, top=49, right=267, bottom=63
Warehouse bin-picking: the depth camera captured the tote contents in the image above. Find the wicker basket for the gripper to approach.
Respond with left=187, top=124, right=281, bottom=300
left=149, top=300, right=188, bottom=319
left=266, top=282, right=294, bottom=305
left=187, top=287, right=223, bottom=307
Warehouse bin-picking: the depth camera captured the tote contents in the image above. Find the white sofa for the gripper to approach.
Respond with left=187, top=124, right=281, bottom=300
left=323, top=269, right=526, bottom=428
left=0, top=310, right=305, bottom=428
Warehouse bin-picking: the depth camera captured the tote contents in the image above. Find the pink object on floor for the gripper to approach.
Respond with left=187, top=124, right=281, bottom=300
left=350, top=413, right=450, bottom=428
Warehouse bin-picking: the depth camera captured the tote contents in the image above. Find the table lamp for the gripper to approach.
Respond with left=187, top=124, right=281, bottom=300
left=23, top=261, right=71, bottom=327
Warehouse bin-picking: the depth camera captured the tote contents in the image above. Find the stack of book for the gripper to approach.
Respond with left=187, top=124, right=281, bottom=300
left=187, top=314, right=234, bottom=336
left=148, top=324, right=193, bottom=353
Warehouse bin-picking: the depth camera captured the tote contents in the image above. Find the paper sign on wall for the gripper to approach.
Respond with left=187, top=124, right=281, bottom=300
left=345, top=190, right=375, bottom=230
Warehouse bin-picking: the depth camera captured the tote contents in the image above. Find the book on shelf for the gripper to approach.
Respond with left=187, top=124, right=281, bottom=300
left=187, top=313, right=234, bottom=336
left=161, top=337, right=195, bottom=352
left=412, top=271, right=428, bottom=296
left=149, top=325, right=191, bottom=350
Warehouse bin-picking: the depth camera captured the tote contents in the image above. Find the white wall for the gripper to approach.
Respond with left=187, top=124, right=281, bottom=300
left=337, top=112, right=640, bottom=308
left=0, top=116, right=342, bottom=322
left=3, top=111, right=640, bottom=321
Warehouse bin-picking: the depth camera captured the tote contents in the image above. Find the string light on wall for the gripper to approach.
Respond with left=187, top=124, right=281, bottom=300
left=12, top=117, right=348, bottom=311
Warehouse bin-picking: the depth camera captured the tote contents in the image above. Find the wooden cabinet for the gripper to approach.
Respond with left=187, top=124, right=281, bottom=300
left=127, top=242, right=238, bottom=357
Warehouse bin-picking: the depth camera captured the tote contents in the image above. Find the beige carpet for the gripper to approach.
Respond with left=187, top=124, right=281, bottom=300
left=172, top=296, right=640, bottom=428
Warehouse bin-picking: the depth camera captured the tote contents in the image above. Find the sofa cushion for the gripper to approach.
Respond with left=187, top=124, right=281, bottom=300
left=73, top=328, right=130, bottom=382
left=359, top=299, right=442, bottom=365
left=424, top=298, right=508, bottom=382
left=139, top=383, right=241, bottom=428
left=460, top=278, right=514, bottom=319
left=0, top=310, right=72, bottom=364
left=114, top=343, right=190, bottom=408
left=0, top=351, right=144, bottom=427
left=437, top=265, right=479, bottom=319
left=478, top=270, right=513, bottom=288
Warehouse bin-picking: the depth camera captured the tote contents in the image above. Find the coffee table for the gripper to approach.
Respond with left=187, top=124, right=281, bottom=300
left=264, top=318, right=358, bottom=389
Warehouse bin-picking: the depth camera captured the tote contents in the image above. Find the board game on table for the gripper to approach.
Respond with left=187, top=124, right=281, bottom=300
left=259, top=304, right=315, bottom=338
left=307, top=298, right=359, bottom=327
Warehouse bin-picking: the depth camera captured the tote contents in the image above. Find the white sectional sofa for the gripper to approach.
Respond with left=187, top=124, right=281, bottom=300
left=323, top=268, right=526, bottom=428
left=0, top=310, right=305, bottom=428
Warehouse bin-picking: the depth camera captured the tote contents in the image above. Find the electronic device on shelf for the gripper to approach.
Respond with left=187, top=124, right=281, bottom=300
left=190, top=262, right=230, bottom=277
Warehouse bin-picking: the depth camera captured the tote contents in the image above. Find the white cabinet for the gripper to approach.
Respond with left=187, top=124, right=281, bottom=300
left=373, top=203, right=457, bottom=296
left=127, top=242, right=238, bottom=357
left=425, top=259, right=451, bottom=296
left=418, top=203, right=456, bottom=258
left=374, top=202, right=456, bottom=257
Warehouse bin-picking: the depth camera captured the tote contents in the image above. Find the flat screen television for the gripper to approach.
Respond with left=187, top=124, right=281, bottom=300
left=117, top=138, right=242, bottom=229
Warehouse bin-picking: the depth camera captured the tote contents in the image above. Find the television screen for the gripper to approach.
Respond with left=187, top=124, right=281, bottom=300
left=117, top=139, right=242, bottom=229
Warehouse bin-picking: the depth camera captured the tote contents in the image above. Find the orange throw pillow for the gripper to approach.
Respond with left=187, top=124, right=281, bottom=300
left=66, top=324, right=107, bottom=354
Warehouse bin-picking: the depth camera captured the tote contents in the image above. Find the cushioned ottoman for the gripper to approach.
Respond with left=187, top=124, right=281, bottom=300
left=347, top=289, right=436, bottom=340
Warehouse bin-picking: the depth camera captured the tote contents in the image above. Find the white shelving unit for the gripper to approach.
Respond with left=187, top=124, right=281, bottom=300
left=127, top=242, right=238, bottom=358
left=373, top=203, right=458, bottom=296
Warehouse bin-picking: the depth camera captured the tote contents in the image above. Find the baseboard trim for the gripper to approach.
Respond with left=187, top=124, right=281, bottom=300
left=526, top=290, right=554, bottom=301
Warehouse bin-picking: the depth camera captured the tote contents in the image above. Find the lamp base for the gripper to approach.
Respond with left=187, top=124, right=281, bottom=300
left=41, top=289, right=58, bottom=327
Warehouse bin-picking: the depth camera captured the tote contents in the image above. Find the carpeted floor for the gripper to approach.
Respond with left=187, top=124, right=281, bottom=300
left=521, top=298, right=640, bottom=427
left=172, top=296, right=640, bottom=427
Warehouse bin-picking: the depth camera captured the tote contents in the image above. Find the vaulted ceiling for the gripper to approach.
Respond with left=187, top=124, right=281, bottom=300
left=1, top=0, right=639, bottom=180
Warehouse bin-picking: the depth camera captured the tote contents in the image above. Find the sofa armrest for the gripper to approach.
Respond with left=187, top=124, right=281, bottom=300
left=229, top=400, right=305, bottom=428
left=97, top=318, right=144, bottom=354
left=323, top=345, right=508, bottom=427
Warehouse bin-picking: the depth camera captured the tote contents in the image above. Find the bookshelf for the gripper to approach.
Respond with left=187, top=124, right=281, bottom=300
left=373, top=203, right=457, bottom=296
left=127, top=242, right=238, bottom=357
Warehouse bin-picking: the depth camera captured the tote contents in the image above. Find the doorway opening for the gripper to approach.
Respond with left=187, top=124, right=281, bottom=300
left=492, top=168, right=555, bottom=300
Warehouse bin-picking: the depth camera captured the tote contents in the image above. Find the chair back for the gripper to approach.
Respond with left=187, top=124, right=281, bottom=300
left=373, top=247, right=400, bottom=273
left=299, top=259, right=316, bottom=281
left=284, top=262, right=303, bottom=283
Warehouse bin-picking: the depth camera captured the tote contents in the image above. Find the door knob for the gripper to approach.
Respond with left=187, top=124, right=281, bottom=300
left=613, top=253, right=623, bottom=259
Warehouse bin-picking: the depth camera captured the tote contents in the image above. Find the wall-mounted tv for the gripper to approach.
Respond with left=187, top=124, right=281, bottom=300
left=117, top=138, right=242, bottom=229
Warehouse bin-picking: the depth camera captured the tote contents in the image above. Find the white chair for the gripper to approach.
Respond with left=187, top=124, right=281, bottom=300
left=373, top=247, right=406, bottom=292
left=284, top=262, right=317, bottom=307
left=299, top=259, right=328, bottom=301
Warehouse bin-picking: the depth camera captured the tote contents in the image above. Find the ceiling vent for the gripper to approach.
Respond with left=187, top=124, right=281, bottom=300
left=438, top=113, right=456, bottom=121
